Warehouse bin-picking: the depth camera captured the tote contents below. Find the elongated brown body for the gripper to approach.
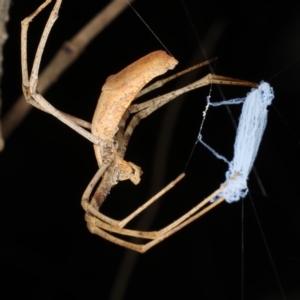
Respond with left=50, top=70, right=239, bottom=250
left=91, top=51, right=178, bottom=142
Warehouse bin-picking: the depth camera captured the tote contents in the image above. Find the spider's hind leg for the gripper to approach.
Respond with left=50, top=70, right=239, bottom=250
left=21, top=0, right=101, bottom=144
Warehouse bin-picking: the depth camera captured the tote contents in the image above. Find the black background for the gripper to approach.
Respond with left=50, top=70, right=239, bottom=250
left=1, top=0, right=300, bottom=299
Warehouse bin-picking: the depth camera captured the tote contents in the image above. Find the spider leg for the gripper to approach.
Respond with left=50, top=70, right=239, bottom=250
left=131, top=73, right=257, bottom=115
left=84, top=173, right=238, bottom=253
left=21, top=0, right=97, bottom=144
left=81, top=163, right=119, bottom=226
left=118, top=74, right=257, bottom=156
left=82, top=163, right=184, bottom=228
left=136, top=58, right=217, bottom=98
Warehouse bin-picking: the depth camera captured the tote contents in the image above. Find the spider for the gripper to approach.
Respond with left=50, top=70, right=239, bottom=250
left=21, top=0, right=258, bottom=253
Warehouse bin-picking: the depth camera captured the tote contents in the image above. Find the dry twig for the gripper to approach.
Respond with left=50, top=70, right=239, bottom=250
left=0, top=0, right=10, bottom=151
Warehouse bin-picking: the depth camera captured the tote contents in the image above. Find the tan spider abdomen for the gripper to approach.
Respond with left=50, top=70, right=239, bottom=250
left=91, top=50, right=178, bottom=142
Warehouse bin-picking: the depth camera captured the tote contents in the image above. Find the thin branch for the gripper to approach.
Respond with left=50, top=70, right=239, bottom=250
left=0, top=0, right=10, bottom=151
